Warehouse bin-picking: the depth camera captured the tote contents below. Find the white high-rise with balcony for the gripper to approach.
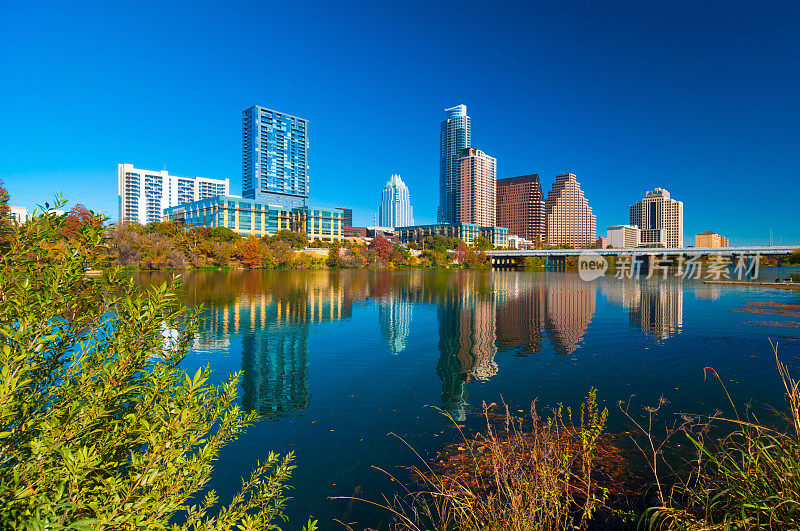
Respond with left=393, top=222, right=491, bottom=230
left=117, top=163, right=230, bottom=224
left=378, top=173, right=414, bottom=229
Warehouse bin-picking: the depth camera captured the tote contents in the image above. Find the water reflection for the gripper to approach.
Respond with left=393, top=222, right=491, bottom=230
left=136, top=270, right=691, bottom=419
left=604, top=280, right=684, bottom=340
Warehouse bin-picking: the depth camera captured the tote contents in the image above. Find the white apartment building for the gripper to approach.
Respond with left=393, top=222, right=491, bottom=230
left=629, top=188, right=683, bottom=247
left=117, top=163, right=230, bottom=224
left=607, top=224, right=641, bottom=248
left=9, top=206, right=29, bottom=225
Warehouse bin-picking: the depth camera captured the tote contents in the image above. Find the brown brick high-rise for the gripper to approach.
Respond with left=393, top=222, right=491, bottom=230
left=496, top=174, right=545, bottom=245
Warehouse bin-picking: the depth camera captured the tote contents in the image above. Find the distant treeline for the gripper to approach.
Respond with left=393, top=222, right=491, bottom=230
left=106, top=219, right=492, bottom=270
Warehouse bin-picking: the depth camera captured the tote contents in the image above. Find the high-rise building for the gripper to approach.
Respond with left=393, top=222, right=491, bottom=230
left=378, top=174, right=414, bottom=228
left=496, top=174, right=545, bottom=245
left=438, top=104, right=471, bottom=223
left=607, top=224, right=641, bottom=248
left=544, top=173, right=597, bottom=248
left=695, top=231, right=728, bottom=248
left=242, top=105, right=309, bottom=208
left=458, top=148, right=496, bottom=226
left=336, top=207, right=353, bottom=228
left=117, top=163, right=229, bottom=224
left=630, top=188, right=683, bottom=247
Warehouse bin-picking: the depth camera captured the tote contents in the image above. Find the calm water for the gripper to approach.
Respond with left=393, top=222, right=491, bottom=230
left=135, top=269, right=800, bottom=530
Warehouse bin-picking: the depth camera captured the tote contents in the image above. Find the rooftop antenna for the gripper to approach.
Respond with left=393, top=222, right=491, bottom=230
left=769, top=220, right=774, bottom=246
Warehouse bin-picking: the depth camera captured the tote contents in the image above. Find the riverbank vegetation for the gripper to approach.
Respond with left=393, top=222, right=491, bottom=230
left=0, top=196, right=315, bottom=530
left=108, top=220, right=491, bottom=270
left=342, top=345, right=800, bottom=530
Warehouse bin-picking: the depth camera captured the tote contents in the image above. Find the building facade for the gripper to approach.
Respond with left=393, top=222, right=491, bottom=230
left=117, top=163, right=229, bottom=224
left=607, top=224, right=641, bottom=248
left=396, top=223, right=508, bottom=248
left=695, top=231, right=728, bottom=247
left=163, top=196, right=342, bottom=241
left=9, top=206, right=29, bottom=225
left=496, top=174, right=545, bottom=245
left=336, top=207, right=353, bottom=228
left=544, top=173, right=597, bottom=248
left=438, top=104, right=471, bottom=223
left=378, top=173, right=414, bottom=228
left=242, top=105, right=309, bottom=208
left=458, top=147, right=496, bottom=227
left=630, top=188, right=683, bottom=248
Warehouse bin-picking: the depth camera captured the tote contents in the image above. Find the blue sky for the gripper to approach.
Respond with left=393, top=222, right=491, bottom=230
left=1, top=1, right=798, bottom=244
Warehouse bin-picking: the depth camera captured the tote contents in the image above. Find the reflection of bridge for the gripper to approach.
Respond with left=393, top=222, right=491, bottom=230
left=488, top=246, right=799, bottom=270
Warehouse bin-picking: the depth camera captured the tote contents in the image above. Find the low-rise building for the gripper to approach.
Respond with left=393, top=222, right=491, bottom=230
left=607, top=224, right=641, bottom=248
left=396, top=223, right=508, bottom=248
left=508, top=234, right=535, bottom=249
left=695, top=231, right=728, bottom=248
left=163, top=196, right=343, bottom=242
left=594, top=237, right=608, bottom=249
left=9, top=206, right=29, bottom=224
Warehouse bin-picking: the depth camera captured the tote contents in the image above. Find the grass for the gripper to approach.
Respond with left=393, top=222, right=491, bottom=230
left=335, top=342, right=800, bottom=530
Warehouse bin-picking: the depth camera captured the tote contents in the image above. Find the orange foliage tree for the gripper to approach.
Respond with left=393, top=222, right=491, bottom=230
left=238, top=235, right=264, bottom=269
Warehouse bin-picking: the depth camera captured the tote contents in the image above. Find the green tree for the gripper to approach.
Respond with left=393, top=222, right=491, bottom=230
left=327, top=241, right=343, bottom=268
left=785, top=248, right=800, bottom=265
left=0, top=199, right=314, bottom=531
left=265, top=230, right=308, bottom=250
left=208, top=226, right=240, bottom=242
left=472, top=235, right=492, bottom=251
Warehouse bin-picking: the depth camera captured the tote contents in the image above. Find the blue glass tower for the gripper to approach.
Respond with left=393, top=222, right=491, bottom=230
left=438, top=104, right=471, bottom=223
left=242, top=105, right=309, bottom=208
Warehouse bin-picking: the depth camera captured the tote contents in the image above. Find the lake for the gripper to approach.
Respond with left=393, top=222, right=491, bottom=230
left=135, top=268, right=800, bottom=530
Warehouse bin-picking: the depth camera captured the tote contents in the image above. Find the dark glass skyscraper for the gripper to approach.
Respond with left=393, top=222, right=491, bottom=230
left=242, top=105, right=309, bottom=208
left=438, top=104, right=471, bottom=223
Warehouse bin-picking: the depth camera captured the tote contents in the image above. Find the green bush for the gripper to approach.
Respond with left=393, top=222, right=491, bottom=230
left=0, top=199, right=315, bottom=530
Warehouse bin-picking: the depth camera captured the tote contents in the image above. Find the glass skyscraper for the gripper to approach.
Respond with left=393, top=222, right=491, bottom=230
left=378, top=173, right=414, bottom=228
left=242, top=105, right=309, bottom=208
left=438, top=104, right=471, bottom=223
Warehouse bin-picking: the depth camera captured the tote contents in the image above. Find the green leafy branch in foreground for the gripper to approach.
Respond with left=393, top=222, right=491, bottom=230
left=0, top=196, right=316, bottom=530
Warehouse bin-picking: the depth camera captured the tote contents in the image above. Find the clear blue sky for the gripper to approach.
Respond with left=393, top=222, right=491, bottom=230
left=1, top=1, right=798, bottom=244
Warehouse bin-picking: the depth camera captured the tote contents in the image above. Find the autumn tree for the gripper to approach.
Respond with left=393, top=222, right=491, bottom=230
left=0, top=180, right=11, bottom=245
left=62, top=204, right=100, bottom=239
left=238, top=235, right=264, bottom=269
left=369, top=235, right=394, bottom=263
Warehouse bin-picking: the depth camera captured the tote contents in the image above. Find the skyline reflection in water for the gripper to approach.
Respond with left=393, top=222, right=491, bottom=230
left=138, top=270, right=700, bottom=421
left=132, top=268, right=799, bottom=529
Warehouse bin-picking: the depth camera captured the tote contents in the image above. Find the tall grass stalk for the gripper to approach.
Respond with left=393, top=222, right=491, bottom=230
left=647, top=341, right=800, bottom=529
left=335, top=390, right=611, bottom=530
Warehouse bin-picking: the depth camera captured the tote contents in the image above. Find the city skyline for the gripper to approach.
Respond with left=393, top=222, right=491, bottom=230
left=2, top=2, right=800, bottom=244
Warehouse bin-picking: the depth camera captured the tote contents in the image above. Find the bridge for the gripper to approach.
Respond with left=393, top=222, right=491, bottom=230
left=486, top=245, right=799, bottom=270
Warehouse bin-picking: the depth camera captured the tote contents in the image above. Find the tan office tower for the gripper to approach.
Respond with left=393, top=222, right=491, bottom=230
left=630, top=188, right=684, bottom=247
left=544, top=173, right=597, bottom=248
left=458, top=147, right=496, bottom=226
left=695, top=231, right=728, bottom=247
left=496, top=174, right=545, bottom=245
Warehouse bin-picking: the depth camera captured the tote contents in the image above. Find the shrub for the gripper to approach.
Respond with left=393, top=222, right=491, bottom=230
left=0, top=199, right=314, bottom=531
